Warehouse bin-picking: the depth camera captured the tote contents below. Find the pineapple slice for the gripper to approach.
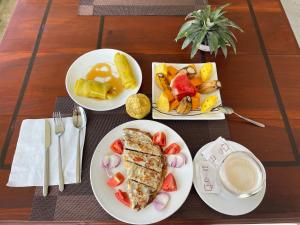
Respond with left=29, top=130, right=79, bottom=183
left=157, top=92, right=170, bottom=113
left=201, top=95, right=218, bottom=113
left=155, top=63, right=169, bottom=90
left=155, top=63, right=168, bottom=75
left=200, top=63, right=213, bottom=82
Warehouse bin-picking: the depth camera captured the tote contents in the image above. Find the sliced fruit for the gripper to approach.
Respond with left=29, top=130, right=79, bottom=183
left=198, top=80, right=221, bottom=94
left=200, top=63, right=213, bottom=82
left=177, top=96, right=192, bottom=115
left=178, top=65, right=197, bottom=78
left=191, top=93, right=201, bottom=110
left=163, top=89, right=175, bottom=102
left=155, top=63, right=169, bottom=90
left=155, top=63, right=168, bottom=76
left=201, top=95, right=218, bottom=113
left=107, top=172, right=125, bottom=187
left=164, top=143, right=181, bottom=154
left=155, top=73, right=169, bottom=90
left=111, top=139, right=124, bottom=154
left=167, top=66, right=177, bottom=77
left=189, top=77, right=203, bottom=87
left=170, top=71, right=196, bottom=101
left=157, top=92, right=170, bottom=113
left=170, top=99, right=180, bottom=110
left=115, top=190, right=131, bottom=207
left=162, top=173, right=177, bottom=192
left=152, top=131, right=166, bottom=147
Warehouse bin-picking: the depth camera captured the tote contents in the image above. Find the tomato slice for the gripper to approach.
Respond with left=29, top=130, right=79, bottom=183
left=164, top=143, right=181, bottom=154
left=111, top=139, right=124, bottom=154
left=133, top=156, right=143, bottom=162
left=115, top=190, right=131, bottom=207
left=162, top=173, right=177, bottom=192
left=152, top=131, right=166, bottom=147
left=107, top=172, right=125, bottom=188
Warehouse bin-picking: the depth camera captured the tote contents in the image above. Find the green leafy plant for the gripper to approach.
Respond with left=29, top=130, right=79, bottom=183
left=175, top=4, right=243, bottom=58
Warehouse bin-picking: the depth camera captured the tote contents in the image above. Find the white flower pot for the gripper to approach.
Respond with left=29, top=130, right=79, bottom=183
left=199, top=44, right=210, bottom=52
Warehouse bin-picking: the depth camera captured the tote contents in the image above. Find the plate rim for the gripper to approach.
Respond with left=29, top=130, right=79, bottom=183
left=193, top=140, right=266, bottom=216
left=65, top=48, right=142, bottom=112
left=89, top=119, right=194, bottom=224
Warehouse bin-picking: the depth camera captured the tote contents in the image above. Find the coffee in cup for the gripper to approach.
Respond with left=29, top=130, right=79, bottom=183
left=219, top=151, right=265, bottom=198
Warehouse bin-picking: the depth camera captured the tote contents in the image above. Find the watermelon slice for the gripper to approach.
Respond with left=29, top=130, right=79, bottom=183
left=170, top=71, right=196, bottom=101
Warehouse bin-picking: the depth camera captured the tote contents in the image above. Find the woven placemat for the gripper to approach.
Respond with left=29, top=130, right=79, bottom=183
left=78, top=0, right=207, bottom=16
left=30, top=96, right=230, bottom=221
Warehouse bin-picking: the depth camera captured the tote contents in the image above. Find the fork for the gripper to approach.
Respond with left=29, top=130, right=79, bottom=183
left=53, top=111, right=65, bottom=191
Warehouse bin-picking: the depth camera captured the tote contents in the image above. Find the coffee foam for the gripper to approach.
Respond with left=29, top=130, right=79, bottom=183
left=219, top=151, right=263, bottom=196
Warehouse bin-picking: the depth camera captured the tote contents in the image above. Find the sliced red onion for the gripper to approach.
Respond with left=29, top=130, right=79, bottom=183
left=167, top=153, right=187, bottom=168
left=105, top=168, right=113, bottom=178
left=102, top=155, right=110, bottom=168
left=101, top=154, right=121, bottom=169
left=153, top=192, right=170, bottom=210
left=167, top=155, right=177, bottom=167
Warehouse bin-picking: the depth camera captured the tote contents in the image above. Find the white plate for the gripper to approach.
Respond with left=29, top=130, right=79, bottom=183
left=193, top=140, right=266, bottom=216
left=152, top=62, right=225, bottom=120
left=90, top=120, right=193, bottom=224
left=65, top=49, right=142, bottom=111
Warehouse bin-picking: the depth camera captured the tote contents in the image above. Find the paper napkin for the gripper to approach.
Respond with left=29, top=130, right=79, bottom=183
left=7, top=117, right=86, bottom=187
left=196, top=137, right=236, bottom=194
left=201, top=137, right=235, bottom=167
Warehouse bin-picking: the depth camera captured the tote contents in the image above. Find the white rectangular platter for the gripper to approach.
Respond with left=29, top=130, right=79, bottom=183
left=152, top=62, right=225, bottom=120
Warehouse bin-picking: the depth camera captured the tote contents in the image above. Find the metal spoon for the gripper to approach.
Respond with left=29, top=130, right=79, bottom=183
left=72, top=106, right=87, bottom=183
left=217, top=106, right=266, bottom=128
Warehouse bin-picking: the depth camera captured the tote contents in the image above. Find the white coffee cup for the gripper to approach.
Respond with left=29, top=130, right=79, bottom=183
left=218, top=151, right=266, bottom=198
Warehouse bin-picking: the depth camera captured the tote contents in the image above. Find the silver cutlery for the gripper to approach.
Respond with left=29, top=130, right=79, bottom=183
left=72, top=105, right=87, bottom=183
left=43, top=120, right=51, bottom=197
left=53, top=111, right=65, bottom=191
left=217, top=106, right=266, bottom=128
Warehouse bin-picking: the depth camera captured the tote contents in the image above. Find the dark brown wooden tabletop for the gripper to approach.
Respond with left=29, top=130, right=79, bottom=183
left=0, top=0, right=300, bottom=224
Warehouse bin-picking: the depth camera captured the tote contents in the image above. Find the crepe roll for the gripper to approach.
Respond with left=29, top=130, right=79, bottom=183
left=74, top=78, right=112, bottom=99
left=114, top=52, right=137, bottom=89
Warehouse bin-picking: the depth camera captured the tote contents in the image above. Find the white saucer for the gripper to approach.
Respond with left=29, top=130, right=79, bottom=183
left=193, top=140, right=266, bottom=216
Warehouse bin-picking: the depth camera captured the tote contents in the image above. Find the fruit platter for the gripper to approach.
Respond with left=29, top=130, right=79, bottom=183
left=90, top=120, right=193, bottom=224
left=152, top=62, right=225, bottom=120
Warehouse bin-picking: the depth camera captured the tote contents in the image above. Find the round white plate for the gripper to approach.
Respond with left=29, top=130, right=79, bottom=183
left=193, top=141, right=266, bottom=216
left=65, top=49, right=142, bottom=111
left=90, top=120, right=193, bottom=224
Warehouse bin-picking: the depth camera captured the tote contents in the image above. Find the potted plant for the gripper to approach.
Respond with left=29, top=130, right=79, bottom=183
left=175, top=4, right=243, bottom=58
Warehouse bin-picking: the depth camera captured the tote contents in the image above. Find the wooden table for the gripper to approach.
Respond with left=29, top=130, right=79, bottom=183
left=1, top=0, right=300, bottom=223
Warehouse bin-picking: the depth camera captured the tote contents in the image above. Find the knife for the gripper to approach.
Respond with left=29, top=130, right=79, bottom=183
left=43, top=120, right=51, bottom=197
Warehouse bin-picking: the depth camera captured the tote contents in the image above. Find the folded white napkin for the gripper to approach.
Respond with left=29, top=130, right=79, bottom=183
left=7, top=117, right=86, bottom=187
left=196, top=137, right=235, bottom=194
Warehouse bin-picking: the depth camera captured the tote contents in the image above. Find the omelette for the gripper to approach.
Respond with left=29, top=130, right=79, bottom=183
left=122, top=128, right=166, bottom=210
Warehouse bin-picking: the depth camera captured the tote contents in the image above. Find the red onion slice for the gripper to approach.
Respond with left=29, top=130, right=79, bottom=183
left=102, top=155, right=111, bottom=168
left=101, top=154, right=121, bottom=169
left=167, top=155, right=177, bottom=167
left=153, top=192, right=170, bottom=210
left=167, top=153, right=187, bottom=168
